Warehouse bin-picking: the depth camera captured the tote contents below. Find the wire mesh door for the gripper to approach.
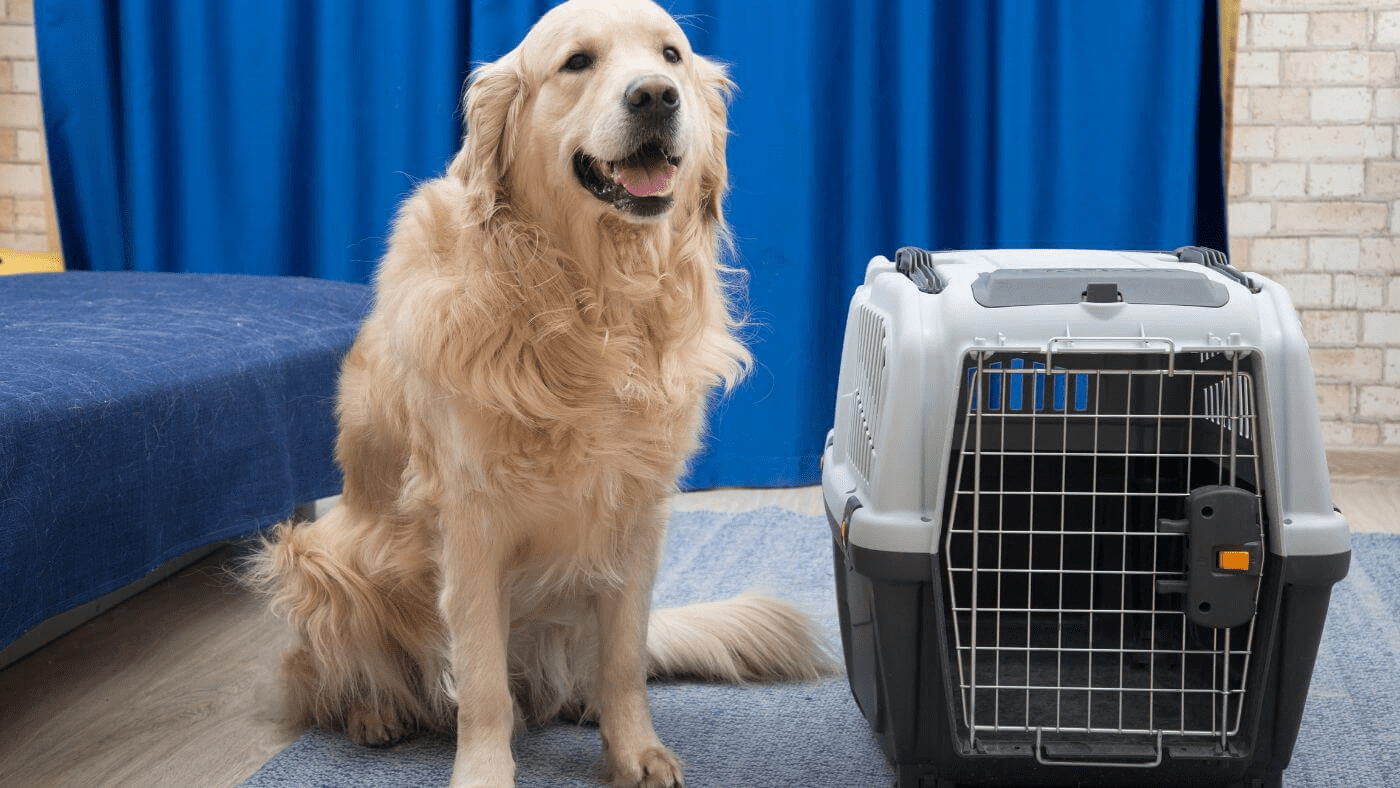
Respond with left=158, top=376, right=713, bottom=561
left=942, top=350, right=1266, bottom=752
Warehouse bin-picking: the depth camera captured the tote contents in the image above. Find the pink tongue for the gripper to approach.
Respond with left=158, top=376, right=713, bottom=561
left=616, top=163, right=676, bottom=197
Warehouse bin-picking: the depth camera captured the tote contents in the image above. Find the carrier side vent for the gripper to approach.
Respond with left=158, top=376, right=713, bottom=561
left=1204, top=374, right=1256, bottom=440
left=847, top=390, right=875, bottom=482
left=846, top=305, right=889, bottom=483
left=854, top=304, right=889, bottom=437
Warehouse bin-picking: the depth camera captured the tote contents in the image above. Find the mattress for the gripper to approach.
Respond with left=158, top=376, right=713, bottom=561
left=0, top=271, right=371, bottom=655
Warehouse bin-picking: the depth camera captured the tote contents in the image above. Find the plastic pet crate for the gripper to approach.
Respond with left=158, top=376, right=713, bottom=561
left=821, top=247, right=1350, bottom=788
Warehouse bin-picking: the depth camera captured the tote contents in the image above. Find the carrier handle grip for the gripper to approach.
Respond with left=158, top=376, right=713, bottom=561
left=894, top=246, right=945, bottom=294
left=1045, top=336, right=1179, bottom=374
left=1174, top=245, right=1261, bottom=293
left=1034, top=729, right=1164, bottom=769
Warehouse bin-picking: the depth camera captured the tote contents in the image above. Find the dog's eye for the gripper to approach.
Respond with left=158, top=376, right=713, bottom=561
left=562, top=52, right=594, bottom=72
left=662, top=46, right=681, bottom=64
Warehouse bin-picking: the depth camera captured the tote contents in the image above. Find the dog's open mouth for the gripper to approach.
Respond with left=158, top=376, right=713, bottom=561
left=572, top=141, right=680, bottom=218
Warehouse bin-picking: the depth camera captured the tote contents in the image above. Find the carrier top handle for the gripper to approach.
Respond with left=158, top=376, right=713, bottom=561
left=896, top=245, right=1260, bottom=296
left=1174, top=245, right=1262, bottom=293
left=1156, top=485, right=1264, bottom=629
left=895, top=246, right=945, bottom=294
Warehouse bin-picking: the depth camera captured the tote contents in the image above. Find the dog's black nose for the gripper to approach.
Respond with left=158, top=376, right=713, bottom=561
left=624, top=76, right=680, bottom=120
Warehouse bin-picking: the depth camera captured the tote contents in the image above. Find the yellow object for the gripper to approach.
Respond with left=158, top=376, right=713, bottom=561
left=1220, top=0, right=1242, bottom=194
left=1219, top=550, right=1251, bottom=572
left=0, top=247, right=64, bottom=275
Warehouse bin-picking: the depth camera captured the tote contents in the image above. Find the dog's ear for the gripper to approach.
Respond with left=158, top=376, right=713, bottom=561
left=449, top=56, right=524, bottom=219
left=693, top=55, right=735, bottom=228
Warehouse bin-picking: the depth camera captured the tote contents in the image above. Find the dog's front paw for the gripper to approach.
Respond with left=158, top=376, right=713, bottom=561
left=609, top=744, right=684, bottom=788
left=345, top=701, right=408, bottom=747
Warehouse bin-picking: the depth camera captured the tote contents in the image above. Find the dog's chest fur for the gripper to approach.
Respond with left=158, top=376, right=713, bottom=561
left=479, top=279, right=711, bottom=500
left=452, top=224, right=725, bottom=496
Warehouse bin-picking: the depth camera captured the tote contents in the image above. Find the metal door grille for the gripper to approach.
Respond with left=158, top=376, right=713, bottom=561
left=941, top=350, right=1266, bottom=750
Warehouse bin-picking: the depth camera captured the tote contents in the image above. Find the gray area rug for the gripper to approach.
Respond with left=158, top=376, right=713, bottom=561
left=241, top=509, right=1395, bottom=788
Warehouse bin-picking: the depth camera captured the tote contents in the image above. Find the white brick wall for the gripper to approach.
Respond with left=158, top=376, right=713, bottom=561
left=0, top=0, right=55, bottom=254
left=1233, top=0, right=1400, bottom=449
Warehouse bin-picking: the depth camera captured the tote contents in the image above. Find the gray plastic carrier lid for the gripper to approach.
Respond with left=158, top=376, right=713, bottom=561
left=971, top=267, right=1230, bottom=308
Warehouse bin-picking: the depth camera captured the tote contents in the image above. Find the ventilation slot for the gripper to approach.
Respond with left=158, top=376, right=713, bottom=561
left=847, top=390, right=875, bottom=482
left=851, top=304, right=889, bottom=475
left=1204, top=374, right=1255, bottom=441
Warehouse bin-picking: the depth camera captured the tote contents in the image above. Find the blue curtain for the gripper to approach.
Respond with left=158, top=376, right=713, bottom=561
left=38, top=1, right=470, bottom=279
left=38, top=0, right=1225, bottom=489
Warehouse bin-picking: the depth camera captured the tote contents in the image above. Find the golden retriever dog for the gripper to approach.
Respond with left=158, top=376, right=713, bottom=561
left=248, top=1, right=833, bottom=786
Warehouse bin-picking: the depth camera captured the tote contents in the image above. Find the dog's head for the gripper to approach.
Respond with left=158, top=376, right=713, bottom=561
left=450, top=0, right=732, bottom=229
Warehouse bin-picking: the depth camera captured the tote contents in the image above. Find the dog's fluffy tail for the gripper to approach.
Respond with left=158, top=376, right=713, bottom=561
left=645, top=593, right=838, bottom=682
left=241, top=516, right=451, bottom=741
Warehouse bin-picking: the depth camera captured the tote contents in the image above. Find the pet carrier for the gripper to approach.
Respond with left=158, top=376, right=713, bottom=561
left=821, top=247, right=1350, bottom=788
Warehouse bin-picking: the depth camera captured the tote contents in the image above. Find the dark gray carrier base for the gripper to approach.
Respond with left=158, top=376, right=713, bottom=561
left=827, top=504, right=1348, bottom=788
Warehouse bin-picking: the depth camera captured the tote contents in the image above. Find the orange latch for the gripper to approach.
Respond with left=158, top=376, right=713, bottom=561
left=1218, top=550, right=1251, bottom=572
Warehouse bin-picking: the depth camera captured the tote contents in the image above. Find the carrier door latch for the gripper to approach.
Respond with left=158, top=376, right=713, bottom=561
left=1156, top=486, right=1263, bottom=629
left=839, top=495, right=863, bottom=547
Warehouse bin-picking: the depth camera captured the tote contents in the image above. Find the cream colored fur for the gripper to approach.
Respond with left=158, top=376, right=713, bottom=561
left=247, top=2, right=834, bottom=786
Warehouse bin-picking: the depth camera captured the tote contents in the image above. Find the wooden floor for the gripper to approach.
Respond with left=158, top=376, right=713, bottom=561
left=0, top=465, right=1392, bottom=788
